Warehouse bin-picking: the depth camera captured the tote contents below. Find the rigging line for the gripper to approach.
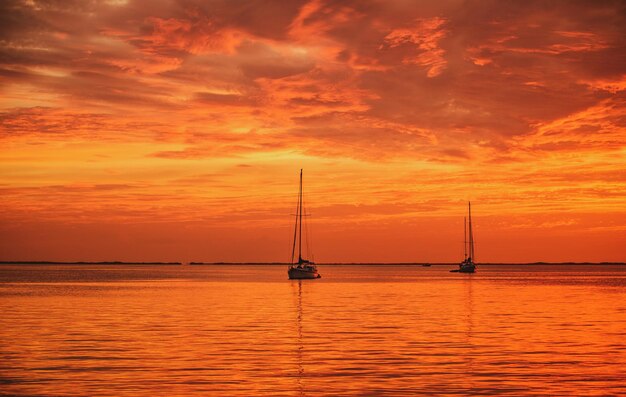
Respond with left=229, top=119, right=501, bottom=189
left=309, top=214, right=315, bottom=263
left=303, top=196, right=313, bottom=262
left=289, top=180, right=300, bottom=264
left=464, top=216, right=467, bottom=260
left=468, top=201, right=476, bottom=261
left=304, top=207, right=310, bottom=260
left=472, top=230, right=477, bottom=262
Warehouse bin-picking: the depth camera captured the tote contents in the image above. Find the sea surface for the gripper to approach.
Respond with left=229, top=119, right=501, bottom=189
left=1, top=264, right=625, bottom=396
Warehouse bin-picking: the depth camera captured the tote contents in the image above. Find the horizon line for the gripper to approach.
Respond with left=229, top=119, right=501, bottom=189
left=2, top=261, right=625, bottom=266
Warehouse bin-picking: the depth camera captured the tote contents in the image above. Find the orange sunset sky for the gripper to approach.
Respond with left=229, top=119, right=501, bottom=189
left=1, top=0, right=625, bottom=263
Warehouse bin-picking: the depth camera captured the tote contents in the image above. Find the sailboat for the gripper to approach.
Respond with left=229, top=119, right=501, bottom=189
left=288, top=169, right=321, bottom=280
left=452, top=201, right=476, bottom=273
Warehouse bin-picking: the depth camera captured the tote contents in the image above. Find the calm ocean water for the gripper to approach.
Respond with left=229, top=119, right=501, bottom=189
left=1, top=264, right=625, bottom=396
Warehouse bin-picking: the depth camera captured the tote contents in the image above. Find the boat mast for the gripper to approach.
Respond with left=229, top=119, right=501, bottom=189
left=468, top=201, right=474, bottom=261
left=298, top=169, right=303, bottom=263
left=464, top=216, right=467, bottom=260
left=290, top=170, right=301, bottom=265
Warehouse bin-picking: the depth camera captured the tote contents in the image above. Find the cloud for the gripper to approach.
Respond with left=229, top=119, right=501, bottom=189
left=0, top=107, right=169, bottom=139
left=2, top=0, right=624, bottom=161
left=194, top=91, right=260, bottom=107
left=381, top=17, right=448, bottom=77
left=516, top=96, right=626, bottom=153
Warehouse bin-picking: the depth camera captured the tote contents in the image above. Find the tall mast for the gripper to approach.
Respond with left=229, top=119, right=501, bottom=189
left=298, top=169, right=303, bottom=262
left=464, top=216, right=467, bottom=260
left=468, top=201, right=474, bottom=260
left=290, top=171, right=299, bottom=264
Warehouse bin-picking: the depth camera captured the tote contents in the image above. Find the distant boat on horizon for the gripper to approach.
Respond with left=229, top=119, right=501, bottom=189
left=451, top=202, right=476, bottom=274
left=288, top=169, right=321, bottom=280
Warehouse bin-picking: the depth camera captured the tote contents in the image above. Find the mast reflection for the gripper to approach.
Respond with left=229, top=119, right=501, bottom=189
left=294, top=280, right=305, bottom=396
left=464, top=278, right=476, bottom=387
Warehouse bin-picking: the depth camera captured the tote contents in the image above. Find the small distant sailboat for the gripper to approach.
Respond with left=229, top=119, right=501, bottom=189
left=288, top=169, right=321, bottom=280
left=451, top=201, right=476, bottom=274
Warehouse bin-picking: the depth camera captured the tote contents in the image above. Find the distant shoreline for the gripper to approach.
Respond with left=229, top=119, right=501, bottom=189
left=0, top=261, right=182, bottom=265
left=1, top=261, right=624, bottom=266
left=190, top=262, right=625, bottom=266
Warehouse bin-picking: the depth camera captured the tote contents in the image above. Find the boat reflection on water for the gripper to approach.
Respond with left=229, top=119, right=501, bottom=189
left=464, top=277, right=476, bottom=388
left=293, top=280, right=306, bottom=396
